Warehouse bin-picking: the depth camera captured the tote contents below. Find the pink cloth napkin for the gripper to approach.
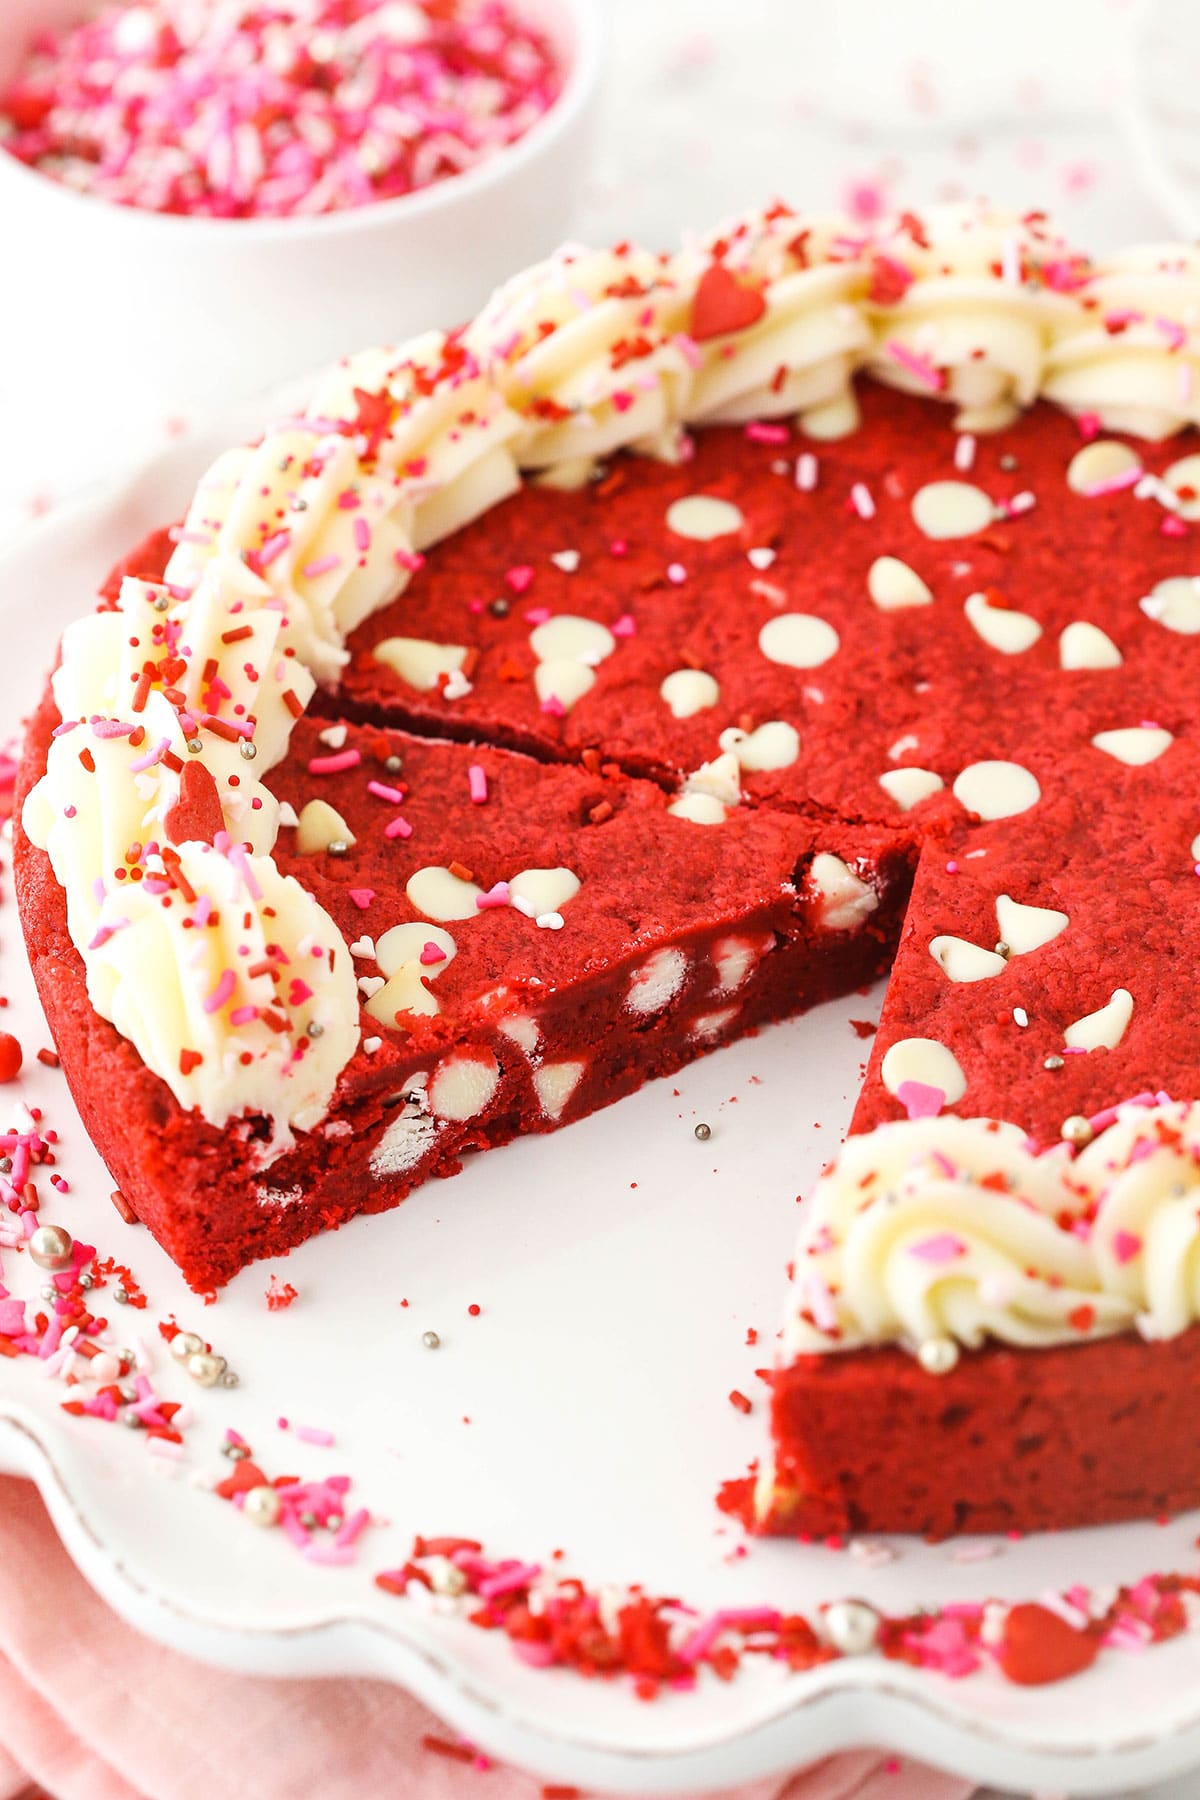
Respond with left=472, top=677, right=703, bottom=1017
left=0, top=1476, right=973, bottom=1800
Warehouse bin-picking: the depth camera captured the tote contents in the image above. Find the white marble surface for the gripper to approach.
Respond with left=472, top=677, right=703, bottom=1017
left=0, top=4, right=1196, bottom=1795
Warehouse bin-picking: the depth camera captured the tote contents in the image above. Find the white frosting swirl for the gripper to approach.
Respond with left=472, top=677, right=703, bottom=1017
left=673, top=207, right=871, bottom=433
left=786, top=1103, right=1200, bottom=1361
left=1044, top=246, right=1200, bottom=440
left=866, top=204, right=1085, bottom=432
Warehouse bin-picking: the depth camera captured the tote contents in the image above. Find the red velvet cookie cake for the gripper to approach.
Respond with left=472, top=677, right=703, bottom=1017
left=18, top=201, right=1200, bottom=1536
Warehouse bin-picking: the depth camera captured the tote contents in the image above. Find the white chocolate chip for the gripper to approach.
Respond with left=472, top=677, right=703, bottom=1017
left=665, top=494, right=744, bottom=541
left=1064, top=988, right=1133, bottom=1052
left=534, top=659, right=595, bottom=711
left=1163, top=453, right=1200, bottom=521
left=758, top=612, right=840, bottom=669
left=370, top=1092, right=438, bottom=1177
left=277, top=800, right=299, bottom=829
left=801, top=393, right=860, bottom=440
left=374, top=636, right=467, bottom=692
left=366, top=923, right=458, bottom=1023
left=1091, top=727, right=1173, bottom=766
left=497, top=1015, right=540, bottom=1056
left=1191, top=832, right=1200, bottom=864
left=867, top=555, right=932, bottom=611
left=406, top=866, right=484, bottom=921
left=719, top=720, right=801, bottom=772
left=1059, top=621, right=1122, bottom=670
left=667, top=792, right=727, bottom=825
left=529, top=615, right=616, bottom=668
left=881, top=1038, right=967, bottom=1105
left=808, top=853, right=878, bottom=931
left=1066, top=440, right=1141, bottom=496
left=995, top=894, right=1068, bottom=954
left=627, top=947, right=688, bottom=1015
left=295, top=799, right=356, bottom=854
left=928, top=935, right=1007, bottom=982
left=963, top=591, right=1043, bottom=655
left=1139, top=576, right=1200, bottom=635
left=952, top=760, right=1041, bottom=820
left=712, top=935, right=761, bottom=995
left=509, top=868, right=580, bottom=917
left=660, top=668, right=719, bottom=719
left=429, top=1053, right=500, bottom=1121
left=682, top=751, right=741, bottom=807
left=533, top=1060, right=585, bottom=1120
left=690, top=1007, right=737, bottom=1041
left=878, top=767, right=944, bottom=810
left=911, top=480, right=993, bottom=541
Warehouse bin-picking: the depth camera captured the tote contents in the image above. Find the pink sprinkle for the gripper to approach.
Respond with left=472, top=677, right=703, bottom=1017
left=295, top=1424, right=336, bottom=1447
left=910, top=1231, right=967, bottom=1265
left=1161, top=515, right=1189, bottom=538
left=384, top=816, right=413, bottom=840
left=1113, top=1229, right=1143, bottom=1265
left=476, top=881, right=510, bottom=909
left=420, top=942, right=447, bottom=966
left=204, top=970, right=236, bottom=1015
left=849, top=481, right=876, bottom=520
left=666, top=562, right=687, bottom=584
left=468, top=764, right=488, bottom=805
left=945, top=859, right=959, bottom=874
left=367, top=780, right=405, bottom=803
left=524, top=606, right=552, bottom=626
left=896, top=1079, right=947, bottom=1121
left=505, top=564, right=535, bottom=595
left=1157, top=316, right=1187, bottom=352
left=886, top=339, right=945, bottom=391
left=229, top=1005, right=257, bottom=1026
left=540, top=694, right=567, bottom=718
left=744, top=421, right=790, bottom=444
left=353, top=518, right=371, bottom=554
left=796, top=452, right=819, bottom=492
left=308, top=749, right=361, bottom=775
left=1084, top=466, right=1142, bottom=498
left=302, top=553, right=342, bottom=580
left=255, top=530, right=290, bottom=569
left=1077, top=412, right=1102, bottom=441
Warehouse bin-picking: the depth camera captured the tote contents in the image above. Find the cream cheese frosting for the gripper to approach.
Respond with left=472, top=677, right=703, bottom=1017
left=22, top=200, right=1200, bottom=1145
left=784, top=1101, right=1200, bottom=1363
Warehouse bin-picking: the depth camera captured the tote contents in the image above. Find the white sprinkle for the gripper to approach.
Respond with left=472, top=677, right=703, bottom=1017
left=954, top=433, right=977, bottom=473
left=796, top=452, right=818, bottom=492
left=667, top=562, right=687, bottom=584
left=550, top=549, right=580, bottom=573
left=362, top=1036, right=382, bottom=1054
left=746, top=547, right=776, bottom=571
left=1005, top=490, right=1037, bottom=517
left=1001, top=230, right=1021, bottom=285
left=536, top=911, right=565, bottom=930
left=1013, top=1007, right=1029, bottom=1028
left=850, top=481, right=876, bottom=520
left=950, top=1542, right=1003, bottom=1564
left=349, top=936, right=375, bottom=960
left=848, top=1540, right=897, bottom=1568
left=318, top=723, right=348, bottom=749
left=442, top=668, right=473, bottom=701
left=510, top=894, right=537, bottom=918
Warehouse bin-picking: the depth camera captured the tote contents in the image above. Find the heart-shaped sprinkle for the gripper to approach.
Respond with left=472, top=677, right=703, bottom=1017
left=690, top=262, right=767, bottom=343
left=998, top=1603, right=1099, bottom=1686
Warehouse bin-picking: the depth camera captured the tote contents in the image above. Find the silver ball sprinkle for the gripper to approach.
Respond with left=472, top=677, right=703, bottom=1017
left=326, top=1513, right=343, bottom=1533
left=78, top=1272, right=95, bottom=1290
left=187, top=738, right=203, bottom=755
left=917, top=1336, right=960, bottom=1376
left=306, top=1021, right=324, bottom=1038
left=170, top=1330, right=204, bottom=1362
left=222, top=1441, right=250, bottom=1461
left=220, top=1370, right=240, bottom=1388
left=121, top=1407, right=145, bottom=1430
left=1043, top=1054, right=1064, bottom=1072
left=242, top=1485, right=282, bottom=1528
left=328, top=838, right=349, bottom=857
left=385, top=755, right=403, bottom=773
left=1061, top=1114, right=1094, bottom=1148
left=999, top=453, right=1019, bottom=472
left=422, top=1329, right=441, bottom=1349
left=29, top=1223, right=74, bottom=1271
left=153, top=592, right=171, bottom=613
left=238, top=739, right=257, bottom=761
left=694, top=1121, right=712, bottom=1141
left=114, top=1286, right=129, bottom=1305
left=186, top=1350, right=226, bottom=1388
left=993, top=940, right=1011, bottom=960
left=824, top=1598, right=881, bottom=1656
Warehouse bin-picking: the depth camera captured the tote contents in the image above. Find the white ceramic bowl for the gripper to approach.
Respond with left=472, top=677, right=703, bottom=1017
left=0, top=0, right=603, bottom=414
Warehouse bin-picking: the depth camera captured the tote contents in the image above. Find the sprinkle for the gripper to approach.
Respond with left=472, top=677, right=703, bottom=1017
left=468, top=765, right=488, bottom=805
left=796, top=452, right=819, bottom=491
left=308, top=749, right=361, bottom=775
left=384, top=816, right=413, bottom=840
left=505, top=564, right=535, bottom=594
left=849, top=481, right=876, bottom=520
left=203, top=970, right=236, bottom=1015
left=367, top=780, right=405, bottom=804
left=885, top=340, right=945, bottom=391
left=1113, top=1229, right=1143, bottom=1265
left=666, top=562, right=687, bottom=584
left=955, top=434, right=977, bottom=473
left=476, top=881, right=511, bottom=909
left=910, top=1232, right=967, bottom=1265
left=744, top=421, right=790, bottom=444
left=896, top=1079, right=946, bottom=1121
left=1013, top=1007, right=1029, bottom=1028
left=420, top=942, right=447, bottom=966
left=348, top=888, right=375, bottom=909
left=302, top=554, right=342, bottom=579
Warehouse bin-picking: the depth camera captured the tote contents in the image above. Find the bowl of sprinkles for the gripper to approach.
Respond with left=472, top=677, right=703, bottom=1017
left=0, top=0, right=602, bottom=403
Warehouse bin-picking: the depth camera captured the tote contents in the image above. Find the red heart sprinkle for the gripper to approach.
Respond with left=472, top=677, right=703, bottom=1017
left=164, top=759, right=225, bottom=846
left=690, top=263, right=767, bottom=343
left=998, top=1602, right=1099, bottom=1686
